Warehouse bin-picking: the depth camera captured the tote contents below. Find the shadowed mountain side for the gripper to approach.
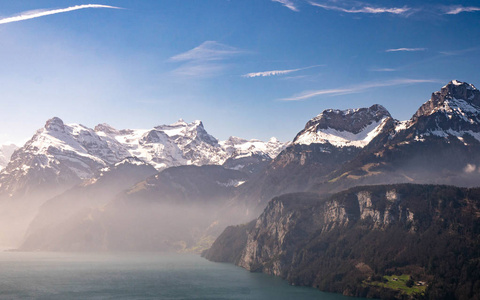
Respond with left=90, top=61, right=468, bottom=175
left=19, top=158, right=158, bottom=251
left=20, top=165, right=249, bottom=252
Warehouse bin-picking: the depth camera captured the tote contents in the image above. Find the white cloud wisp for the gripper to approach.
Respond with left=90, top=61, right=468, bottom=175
left=308, top=1, right=410, bottom=15
left=386, top=48, right=426, bottom=52
left=281, top=79, right=438, bottom=101
left=169, top=41, right=244, bottom=77
left=243, top=64, right=322, bottom=78
left=0, top=4, right=121, bottom=25
left=272, top=0, right=299, bottom=12
left=444, top=5, right=480, bottom=15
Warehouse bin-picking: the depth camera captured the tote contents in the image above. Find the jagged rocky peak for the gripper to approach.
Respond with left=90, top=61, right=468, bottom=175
left=44, top=117, right=65, bottom=132
left=413, top=80, right=480, bottom=120
left=153, top=119, right=218, bottom=145
left=294, top=104, right=392, bottom=147
left=191, top=120, right=219, bottom=146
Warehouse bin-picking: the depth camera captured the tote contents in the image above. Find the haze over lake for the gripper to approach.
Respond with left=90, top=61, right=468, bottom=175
left=0, top=252, right=355, bottom=299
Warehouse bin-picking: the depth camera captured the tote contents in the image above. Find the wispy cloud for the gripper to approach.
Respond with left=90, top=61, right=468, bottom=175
left=169, top=41, right=244, bottom=77
left=242, top=64, right=322, bottom=78
left=280, top=78, right=438, bottom=101
left=0, top=4, right=121, bottom=25
left=443, top=5, right=480, bottom=15
left=272, top=0, right=299, bottom=12
left=308, top=1, right=410, bottom=15
left=370, top=68, right=396, bottom=72
left=386, top=48, right=426, bottom=52
left=439, top=47, right=480, bottom=56
left=170, top=41, right=243, bottom=62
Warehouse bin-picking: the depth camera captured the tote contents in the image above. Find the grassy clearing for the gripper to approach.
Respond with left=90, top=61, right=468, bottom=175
left=366, top=274, right=427, bottom=296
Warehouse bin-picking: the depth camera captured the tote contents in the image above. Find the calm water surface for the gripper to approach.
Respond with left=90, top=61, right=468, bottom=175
left=0, top=252, right=356, bottom=299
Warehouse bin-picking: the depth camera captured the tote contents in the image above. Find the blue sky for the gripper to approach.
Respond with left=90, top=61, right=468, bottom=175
left=0, top=0, right=479, bottom=145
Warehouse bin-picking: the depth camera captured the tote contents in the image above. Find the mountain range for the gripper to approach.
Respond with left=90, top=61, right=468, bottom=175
left=1, top=80, right=480, bottom=298
left=0, top=118, right=286, bottom=248
left=203, top=80, right=480, bottom=299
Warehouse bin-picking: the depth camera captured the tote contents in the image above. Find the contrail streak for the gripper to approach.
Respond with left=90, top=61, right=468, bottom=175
left=0, top=4, right=121, bottom=25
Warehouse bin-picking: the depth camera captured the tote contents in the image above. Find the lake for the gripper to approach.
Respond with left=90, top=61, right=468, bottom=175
left=0, top=252, right=356, bottom=299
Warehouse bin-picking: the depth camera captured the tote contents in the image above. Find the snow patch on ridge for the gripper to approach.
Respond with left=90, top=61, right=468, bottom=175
left=295, top=117, right=389, bottom=148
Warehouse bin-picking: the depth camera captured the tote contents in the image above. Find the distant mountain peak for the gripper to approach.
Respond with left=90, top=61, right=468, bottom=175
left=294, top=104, right=391, bottom=147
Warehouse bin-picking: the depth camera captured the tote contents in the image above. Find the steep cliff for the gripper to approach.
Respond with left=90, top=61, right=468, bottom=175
left=204, top=184, right=480, bottom=299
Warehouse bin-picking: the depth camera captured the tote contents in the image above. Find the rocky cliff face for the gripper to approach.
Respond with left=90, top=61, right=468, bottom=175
left=204, top=184, right=480, bottom=299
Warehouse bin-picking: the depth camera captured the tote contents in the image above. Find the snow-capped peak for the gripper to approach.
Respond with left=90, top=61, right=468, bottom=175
left=413, top=80, right=480, bottom=121
left=294, top=104, right=391, bottom=148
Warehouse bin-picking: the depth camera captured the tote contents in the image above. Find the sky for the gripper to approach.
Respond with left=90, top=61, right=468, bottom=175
left=0, top=0, right=479, bottom=145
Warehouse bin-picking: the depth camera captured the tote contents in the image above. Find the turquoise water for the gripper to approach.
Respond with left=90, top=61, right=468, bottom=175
left=0, top=252, right=354, bottom=299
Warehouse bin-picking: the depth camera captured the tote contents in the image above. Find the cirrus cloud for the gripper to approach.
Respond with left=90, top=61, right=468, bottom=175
left=386, top=48, right=426, bottom=52
left=308, top=1, right=410, bottom=15
left=272, top=0, right=299, bottom=12
left=0, top=4, right=121, bottom=25
left=243, top=64, right=323, bottom=78
left=444, top=5, right=480, bottom=15
left=280, top=78, right=439, bottom=101
left=169, top=41, right=245, bottom=77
